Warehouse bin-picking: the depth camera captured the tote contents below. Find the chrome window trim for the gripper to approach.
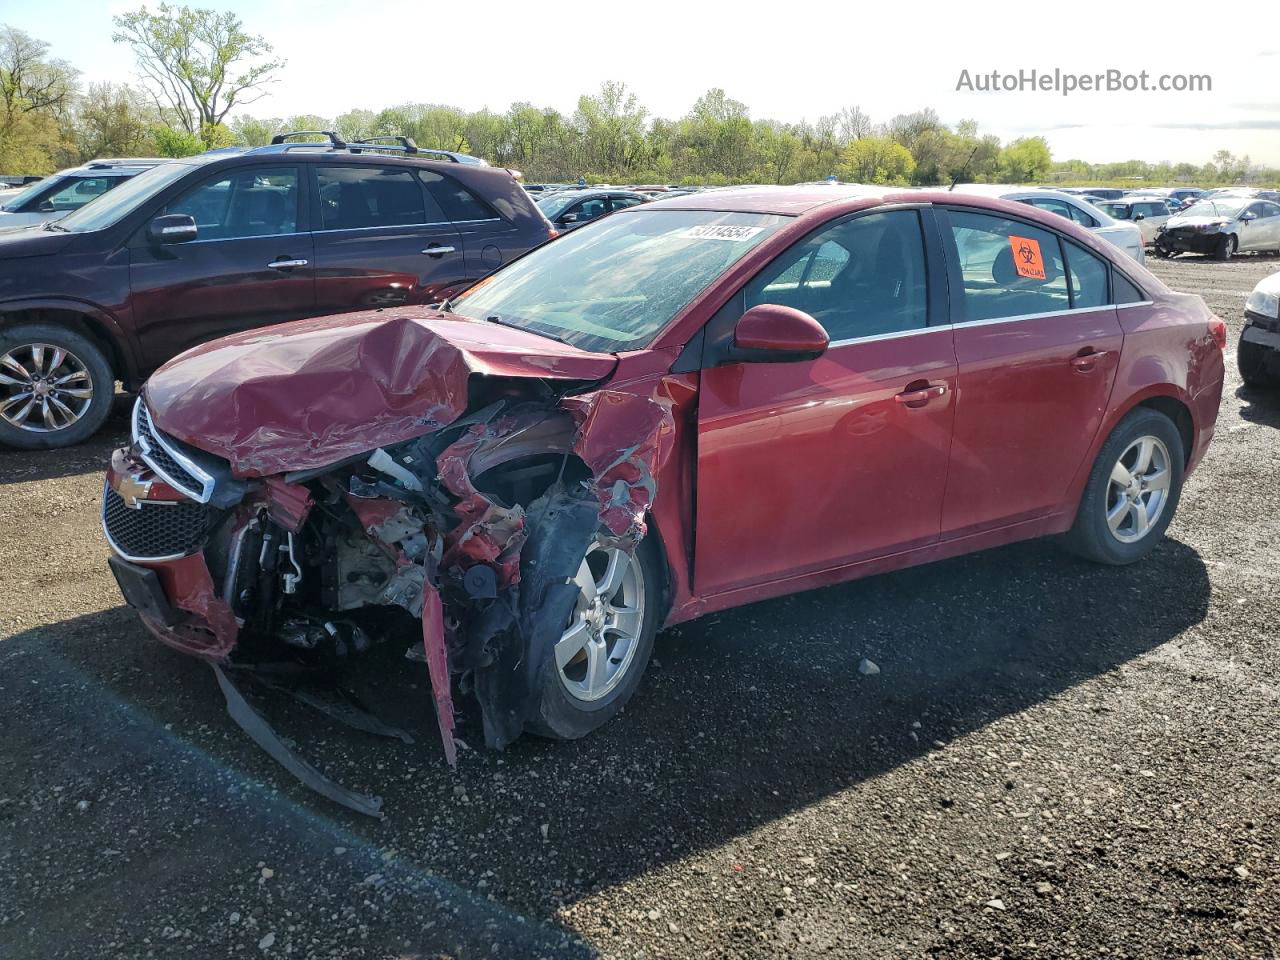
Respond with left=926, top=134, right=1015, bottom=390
left=184, top=230, right=307, bottom=245
left=132, top=398, right=216, bottom=504
left=827, top=325, right=938, bottom=349
left=951, top=304, right=1111, bottom=329
left=311, top=220, right=456, bottom=234
left=100, top=479, right=198, bottom=564
left=826, top=303, right=1132, bottom=348
left=1116, top=300, right=1155, bottom=309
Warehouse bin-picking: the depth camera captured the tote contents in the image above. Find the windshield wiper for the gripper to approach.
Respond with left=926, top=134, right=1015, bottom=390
left=484, top=314, right=573, bottom=347
left=42, top=220, right=68, bottom=232
left=435, top=297, right=454, bottom=314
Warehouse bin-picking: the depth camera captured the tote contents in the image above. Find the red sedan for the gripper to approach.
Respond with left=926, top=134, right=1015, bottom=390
left=103, top=186, right=1224, bottom=793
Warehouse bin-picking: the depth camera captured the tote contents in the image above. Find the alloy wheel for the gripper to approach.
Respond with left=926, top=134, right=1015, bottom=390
left=0, top=342, right=94, bottom=433
left=554, top=542, right=646, bottom=702
left=1106, top=435, right=1172, bottom=544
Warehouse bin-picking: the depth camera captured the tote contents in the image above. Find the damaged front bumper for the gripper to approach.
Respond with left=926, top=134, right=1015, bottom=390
left=103, top=384, right=675, bottom=785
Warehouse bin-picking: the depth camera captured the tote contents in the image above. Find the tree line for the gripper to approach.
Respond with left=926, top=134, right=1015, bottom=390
left=2, top=7, right=1276, bottom=188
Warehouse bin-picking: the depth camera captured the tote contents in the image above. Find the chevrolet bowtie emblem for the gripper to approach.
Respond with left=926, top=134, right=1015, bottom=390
left=113, top=471, right=154, bottom=509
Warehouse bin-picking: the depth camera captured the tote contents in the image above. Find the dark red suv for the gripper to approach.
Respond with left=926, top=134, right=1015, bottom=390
left=0, top=133, right=554, bottom=449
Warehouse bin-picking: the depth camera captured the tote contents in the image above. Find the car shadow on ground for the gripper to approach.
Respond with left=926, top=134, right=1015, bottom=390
left=0, top=395, right=130, bottom=485
left=1236, top=383, right=1280, bottom=427
left=2, top=532, right=1212, bottom=955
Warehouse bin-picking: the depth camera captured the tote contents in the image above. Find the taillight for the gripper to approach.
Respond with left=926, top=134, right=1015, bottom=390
left=1208, top=315, right=1227, bottom=350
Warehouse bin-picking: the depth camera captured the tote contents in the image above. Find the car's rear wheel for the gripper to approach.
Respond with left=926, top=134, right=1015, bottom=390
left=1238, top=337, right=1279, bottom=388
left=523, top=515, right=662, bottom=741
left=1064, top=408, right=1185, bottom=565
left=0, top=323, right=114, bottom=450
left=1214, top=234, right=1237, bottom=261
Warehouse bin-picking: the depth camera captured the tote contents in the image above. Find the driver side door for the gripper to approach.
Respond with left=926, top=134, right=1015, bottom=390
left=694, top=207, right=957, bottom=597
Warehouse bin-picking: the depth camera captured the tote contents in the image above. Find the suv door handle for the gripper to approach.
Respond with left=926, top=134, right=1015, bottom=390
left=894, top=383, right=948, bottom=407
left=1070, top=350, right=1110, bottom=372
left=422, top=245, right=456, bottom=257
left=267, top=258, right=308, bottom=270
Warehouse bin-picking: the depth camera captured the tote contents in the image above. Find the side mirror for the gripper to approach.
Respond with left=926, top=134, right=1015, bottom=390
left=38, top=201, right=55, bottom=213
left=559, top=213, right=579, bottom=224
left=1241, top=211, right=1257, bottom=222
left=732, top=304, right=829, bottom=362
left=1134, top=212, right=1145, bottom=221
left=149, top=214, right=197, bottom=244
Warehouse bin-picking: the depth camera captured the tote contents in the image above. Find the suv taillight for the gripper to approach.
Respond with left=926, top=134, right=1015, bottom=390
left=1208, top=315, right=1227, bottom=350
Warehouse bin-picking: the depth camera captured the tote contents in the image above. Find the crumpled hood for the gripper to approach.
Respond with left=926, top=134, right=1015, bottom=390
left=145, top=308, right=617, bottom=476
left=0, top=224, right=77, bottom=259
left=1168, top=216, right=1232, bottom=228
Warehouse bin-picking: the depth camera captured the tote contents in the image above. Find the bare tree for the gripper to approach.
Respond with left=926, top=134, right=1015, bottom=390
left=111, top=4, right=283, bottom=143
left=0, top=26, right=78, bottom=120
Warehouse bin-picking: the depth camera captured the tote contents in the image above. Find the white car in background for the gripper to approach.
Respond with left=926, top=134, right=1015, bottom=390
left=1094, top=197, right=1172, bottom=245
left=951, top=184, right=1146, bottom=263
left=0, top=159, right=167, bottom=229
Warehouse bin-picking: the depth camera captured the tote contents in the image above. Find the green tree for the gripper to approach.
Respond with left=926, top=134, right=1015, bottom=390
left=71, top=83, right=157, bottom=160
left=840, top=136, right=915, bottom=184
left=998, top=137, right=1051, bottom=182
left=112, top=4, right=283, bottom=147
left=0, top=25, right=78, bottom=172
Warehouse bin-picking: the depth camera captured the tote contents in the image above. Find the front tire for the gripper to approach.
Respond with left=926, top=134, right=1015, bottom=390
left=0, top=322, right=114, bottom=450
left=1064, top=408, right=1185, bottom=565
left=521, top=499, right=663, bottom=741
left=1214, top=234, right=1237, bottom=261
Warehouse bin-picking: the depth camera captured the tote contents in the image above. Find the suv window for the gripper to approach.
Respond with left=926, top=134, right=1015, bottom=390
left=423, top=171, right=499, bottom=222
left=164, top=166, right=299, bottom=241
left=318, top=165, right=436, bottom=230
left=948, top=210, right=1069, bottom=322
left=1068, top=203, right=1099, bottom=228
left=746, top=210, right=928, bottom=341
left=1023, top=197, right=1074, bottom=221
left=1139, top=203, right=1165, bottom=219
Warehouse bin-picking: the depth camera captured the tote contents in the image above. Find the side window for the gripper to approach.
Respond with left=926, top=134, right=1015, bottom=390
left=423, top=172, right=499, bottom=222
left=1068, top=203, right=1098, bottom=228
left=745, top=210, right=928, bottom=342
left=1259, top=202, right=1280, bottom=219
left=578, top=197, right=609, bottom=220
left=1063, top=240, right=1109, bottom=309
left=1114, top=273, right=1145, bottom=304
left=610, top=195, right=645, bottom=211
left=317, top=166, right=431, bottom=230
left=948, top=210, right=1070, bottom=322
left=165, top=166, right=299, bottom=241
left=1142, top=203, right=1165, bottom=219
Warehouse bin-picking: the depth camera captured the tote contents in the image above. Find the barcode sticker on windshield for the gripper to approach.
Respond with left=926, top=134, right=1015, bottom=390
left=679, top=225, right=765, bottom=242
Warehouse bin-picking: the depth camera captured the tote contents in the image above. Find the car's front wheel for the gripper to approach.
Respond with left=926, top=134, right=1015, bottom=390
left=521, top=499, right=663, bottom=741
left=1214, top=234, right=1237, bottom=261
left=1064, top=408, right=1185, bottom=565
left=0, top=322, right=114, bottom=450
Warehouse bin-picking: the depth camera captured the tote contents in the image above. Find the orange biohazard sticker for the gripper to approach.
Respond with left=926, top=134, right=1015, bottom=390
left=1008, top=235, right=1046, bottom=280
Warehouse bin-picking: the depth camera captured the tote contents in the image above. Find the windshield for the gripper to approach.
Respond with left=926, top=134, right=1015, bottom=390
left=536, top=193, right=579, bottom=217
left=1179, top=199, right=1246, bottom=220
left=54, top=161, right=191, bottom=232
left=1099, top=202, right=1131, bottom=219
left=0, top=176, right=58, bottom=211
left=452, top=209, right=787, bottom=352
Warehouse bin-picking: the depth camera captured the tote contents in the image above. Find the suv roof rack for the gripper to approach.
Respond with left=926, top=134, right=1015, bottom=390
left=85, top=157, right=169, bottom=169
left=270, top=130, right=348, bottom=148
left=350, top=136, right=419, bottom=154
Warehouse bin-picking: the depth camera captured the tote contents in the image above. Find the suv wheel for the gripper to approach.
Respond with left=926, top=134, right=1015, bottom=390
left=1064, top=408, right=1185, bottom=565
left=0, top=323, right=114, bottom=449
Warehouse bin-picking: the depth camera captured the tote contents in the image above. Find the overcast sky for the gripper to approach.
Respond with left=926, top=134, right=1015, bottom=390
left=12, top=0, right=1280, bottom=166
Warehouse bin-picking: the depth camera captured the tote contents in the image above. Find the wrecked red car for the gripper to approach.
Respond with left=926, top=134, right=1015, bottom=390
left=103, top=186, right=1224, bottom=788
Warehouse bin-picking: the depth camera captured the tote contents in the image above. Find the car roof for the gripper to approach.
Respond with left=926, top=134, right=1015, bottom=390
left=646, top=184, right=897, bottom=216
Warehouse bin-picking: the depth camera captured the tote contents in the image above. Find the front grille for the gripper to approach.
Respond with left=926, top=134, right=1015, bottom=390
left=102, top=485, right=214, bottom=560
left=135, top=402, right=206, bottom=500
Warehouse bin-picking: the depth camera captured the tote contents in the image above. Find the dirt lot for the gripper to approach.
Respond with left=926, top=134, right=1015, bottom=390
left=2, top=254, right=1279, bottom=960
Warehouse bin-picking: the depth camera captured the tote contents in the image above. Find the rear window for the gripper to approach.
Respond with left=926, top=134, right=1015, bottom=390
left=424, top=172, right=499, bottom=222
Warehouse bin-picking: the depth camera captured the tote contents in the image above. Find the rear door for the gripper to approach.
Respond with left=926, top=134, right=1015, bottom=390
left=694, top=207, right=957, bottom=595
left=423, top=170, right=519, bottom=278
left=129, top=164, right=314, bottom=368
left=937, top=208, right=1124, bottom=536
left=311, top=163, right=465, bottom=312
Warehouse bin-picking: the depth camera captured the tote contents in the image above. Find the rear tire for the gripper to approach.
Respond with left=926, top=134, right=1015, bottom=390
left=0, top=322, right=114, bottom=450
left=1064, top=408, right=1185, bottom=566
left=1214, top=234, right=1237, bottom=261
left=1238, top=337, right=1279, bottom=388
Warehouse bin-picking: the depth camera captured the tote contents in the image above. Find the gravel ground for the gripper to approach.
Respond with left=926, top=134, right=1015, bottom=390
left=2, top=254, right=1279, bottom=960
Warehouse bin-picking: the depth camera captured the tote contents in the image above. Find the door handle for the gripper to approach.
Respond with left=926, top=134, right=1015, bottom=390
left=1070, top=350, right=1110, bottom=372
left=267, top=258, right=308, bottom=270
left=894, top=383, right=948, bottom=407
left=422, top=245, right=456, bottom=257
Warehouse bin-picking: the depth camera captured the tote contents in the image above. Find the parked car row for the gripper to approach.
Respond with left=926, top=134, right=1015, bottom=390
left=0, top=159, right=170, bottom=229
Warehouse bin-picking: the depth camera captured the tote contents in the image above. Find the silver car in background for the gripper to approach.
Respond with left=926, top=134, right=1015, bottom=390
left=0, top=159, right=167, bottom=229
left=1155, top=196, right=1280, bottom=260
left=1096, top=197, right=1172, bottom=245
left=952, top=185, right=1146, bottom=263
